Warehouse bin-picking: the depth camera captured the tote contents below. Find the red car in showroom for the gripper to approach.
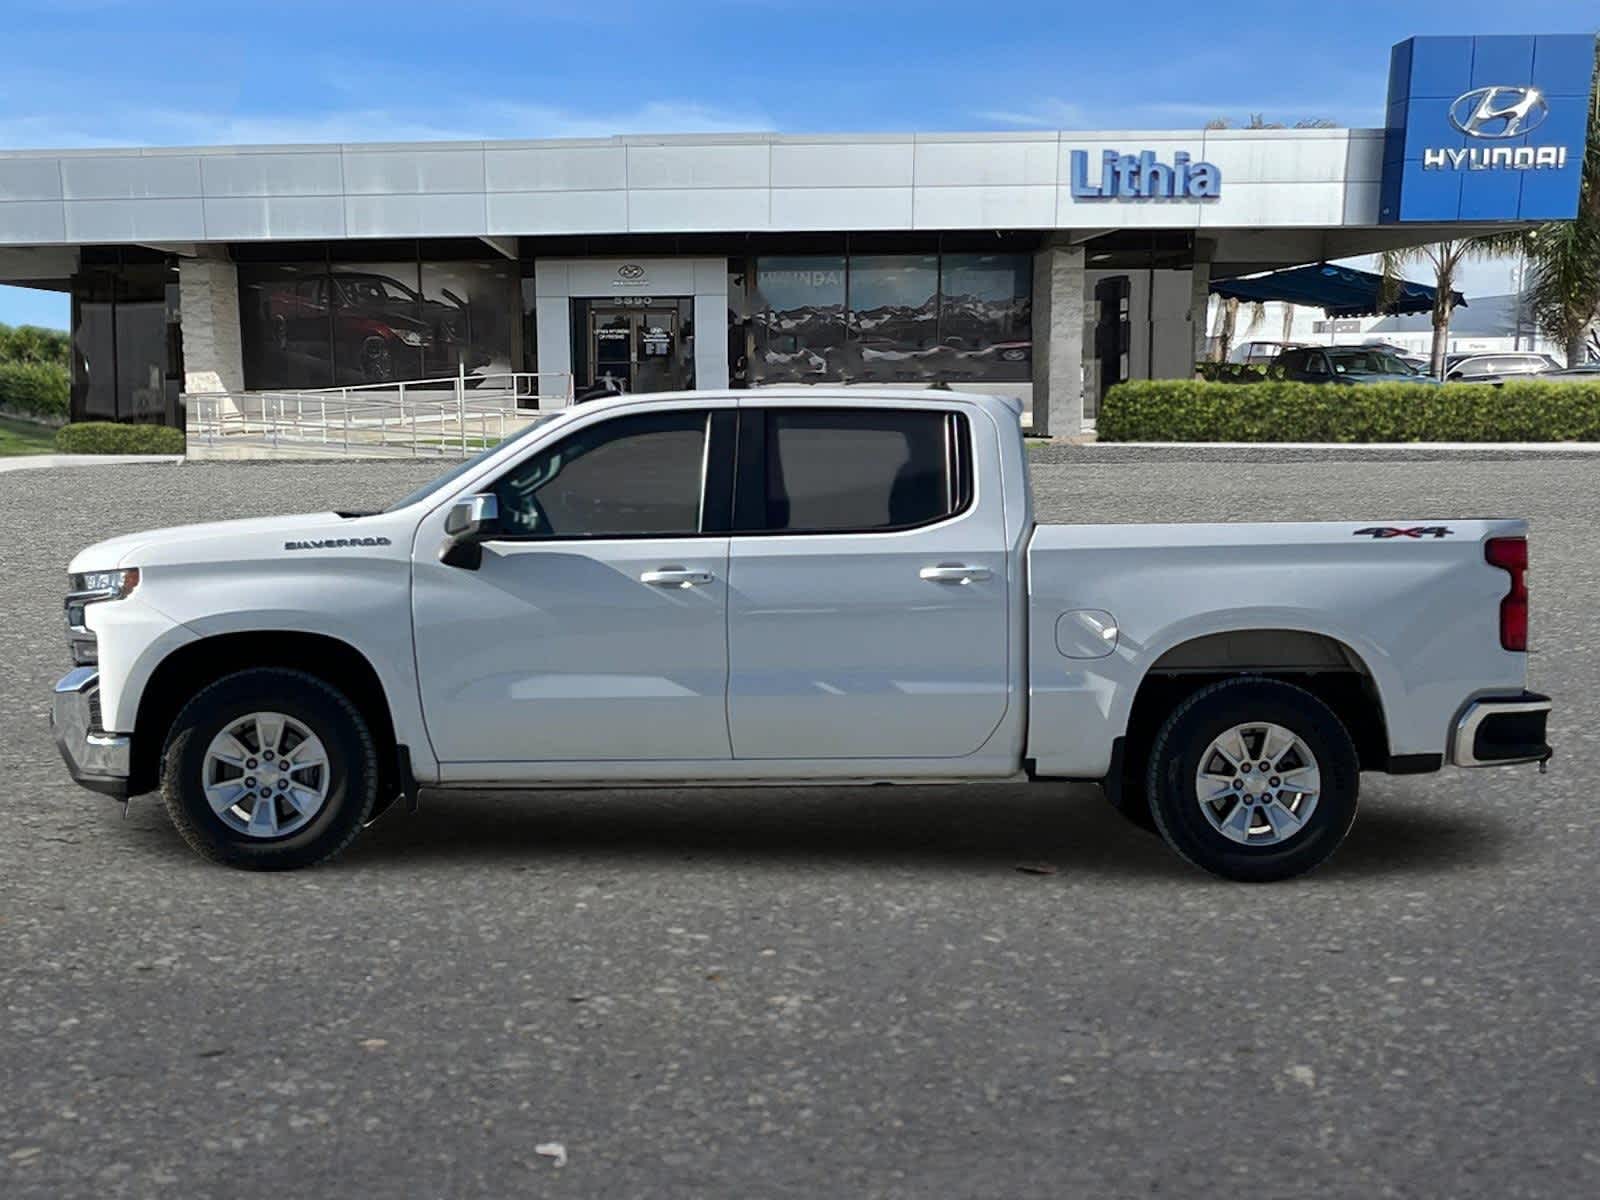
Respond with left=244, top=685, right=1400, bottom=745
left=268, top=271, right=490, bottom=383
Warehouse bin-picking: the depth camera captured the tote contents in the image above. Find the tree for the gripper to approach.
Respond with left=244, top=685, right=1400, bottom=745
left=1210, top=296, right=1239, bottom=361
left=0, top=322, right=70, bottom=368
left=1502, top=39, right=1600, bottom=366
left=1378, top=239, right=1505, bottom=377
left=1204, top=115, right=1338, bottom=130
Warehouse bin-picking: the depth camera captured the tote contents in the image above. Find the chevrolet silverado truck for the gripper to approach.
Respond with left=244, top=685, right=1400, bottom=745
left=52, top=390, right=1552, bottom=881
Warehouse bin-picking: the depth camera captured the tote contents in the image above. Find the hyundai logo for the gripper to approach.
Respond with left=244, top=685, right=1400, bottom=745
left=616, top=263, right=646, bottom=280
left=1448, top=86, right=1549, bottom=139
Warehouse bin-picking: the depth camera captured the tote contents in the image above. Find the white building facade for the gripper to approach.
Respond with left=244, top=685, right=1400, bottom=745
left=0, top=35, right=1592, bottom=433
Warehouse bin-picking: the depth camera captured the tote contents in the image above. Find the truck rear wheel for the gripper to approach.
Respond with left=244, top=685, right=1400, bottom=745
left=1145, top=677, right=1358, bottom=882
left=160, top=668, right=378, bottom=870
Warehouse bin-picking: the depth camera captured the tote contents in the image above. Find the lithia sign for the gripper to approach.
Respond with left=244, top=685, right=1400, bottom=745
left=1068, top=149, right=1222, bottom=200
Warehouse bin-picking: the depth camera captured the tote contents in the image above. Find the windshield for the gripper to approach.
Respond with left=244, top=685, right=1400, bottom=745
left=1327, top=349, right=1413, bottom=375
left=336, top=275, right=420, bottom=307
left=382, top=419, right=553, bottom=513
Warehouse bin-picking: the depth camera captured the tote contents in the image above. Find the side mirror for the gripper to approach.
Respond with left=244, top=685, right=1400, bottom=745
left=444, top=493, right=498, bottom=537
left=439, top=493, right=500, bottom=570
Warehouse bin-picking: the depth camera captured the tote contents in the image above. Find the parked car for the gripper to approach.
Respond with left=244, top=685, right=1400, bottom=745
left=1534, top=363, right=1600, bottom=381
left=1228, top=339, right=1304, bottom=366
left=1274, top=346, right=1430, bottom=383
left=267, top=271, right=490, bottom=383
left=1352, top=340, right=1430, bottom=372
left=1444, top=352, right=1561, bottom=383
left=53, top=390, right=1551, bottom=882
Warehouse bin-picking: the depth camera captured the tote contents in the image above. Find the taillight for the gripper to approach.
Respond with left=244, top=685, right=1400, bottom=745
left=1485, top=536, right=1528, bottom=652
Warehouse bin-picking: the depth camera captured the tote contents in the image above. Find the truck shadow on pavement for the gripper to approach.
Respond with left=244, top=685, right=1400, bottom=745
left=330, top=782, right=1507, bottom=881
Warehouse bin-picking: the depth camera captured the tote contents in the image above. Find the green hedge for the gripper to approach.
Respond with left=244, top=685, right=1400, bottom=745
left=0, top=361, right=69, bottom=421
left=55, top=422, right=186, bottom=455
left=1098, top=379, right=1600, bottom=443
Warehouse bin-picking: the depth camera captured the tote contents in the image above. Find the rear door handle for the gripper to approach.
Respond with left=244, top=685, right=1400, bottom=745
left=641, top=567, right=715, bottom=588
left=919, top=564, right=992, bottom=584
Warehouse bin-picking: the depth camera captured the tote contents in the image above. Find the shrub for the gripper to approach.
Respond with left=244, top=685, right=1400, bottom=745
left=1098, top=379, right=1600, bottom=442
left=1194, top=361, right=1270, bottom=383
left=56, top=422, right=186, bottom=455
left=0, top=361, right=69, bottom=422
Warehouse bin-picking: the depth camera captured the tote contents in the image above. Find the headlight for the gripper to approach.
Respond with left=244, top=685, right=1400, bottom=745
left=396, top=329, right=427, bottom=347
left=65, top=569, right=139, bottom=664
left=70, top=568, right=141, bottom=601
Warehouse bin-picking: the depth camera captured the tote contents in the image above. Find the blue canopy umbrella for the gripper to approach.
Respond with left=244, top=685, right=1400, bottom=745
left=1210, top=263, right=1466, bottom=318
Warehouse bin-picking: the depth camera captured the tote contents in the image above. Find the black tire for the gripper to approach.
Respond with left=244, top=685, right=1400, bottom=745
left=161, top=668, right=378, bottom=870
left=1145, top=677, right=1359, bottom=882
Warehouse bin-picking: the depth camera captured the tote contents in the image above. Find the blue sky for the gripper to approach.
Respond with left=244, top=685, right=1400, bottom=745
left=3, top=0, right=1597, bottom=328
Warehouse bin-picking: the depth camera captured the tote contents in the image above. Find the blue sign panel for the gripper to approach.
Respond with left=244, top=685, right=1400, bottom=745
left=1380, top=35, right=1596, bottom=223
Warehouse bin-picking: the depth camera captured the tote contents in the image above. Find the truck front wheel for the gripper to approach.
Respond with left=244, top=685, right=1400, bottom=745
left=160, top=668, right=378, bottom=870
left=1145, top=677, right=1359, bottom=882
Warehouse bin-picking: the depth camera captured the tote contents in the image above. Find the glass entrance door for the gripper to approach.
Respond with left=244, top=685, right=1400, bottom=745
left=585, top=304, right=691, bottom=393
left=591, top=309, right=635, bottom=391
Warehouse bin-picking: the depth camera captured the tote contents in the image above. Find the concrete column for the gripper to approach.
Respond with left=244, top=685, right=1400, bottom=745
left=178, top=257, right=243, bottom=394
left=691, top=258, right=729, bottom=390
left=1030, top=241, right=1085, bottom=436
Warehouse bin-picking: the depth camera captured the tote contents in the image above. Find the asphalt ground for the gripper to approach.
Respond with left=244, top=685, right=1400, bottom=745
left=1, top=454, right=1595, bottom=1198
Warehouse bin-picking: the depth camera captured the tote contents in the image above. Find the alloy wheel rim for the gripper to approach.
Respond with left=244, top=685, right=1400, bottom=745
left=1194, top=721, right=1320, bottom=847
left=201, top=712, right=331, bottom=839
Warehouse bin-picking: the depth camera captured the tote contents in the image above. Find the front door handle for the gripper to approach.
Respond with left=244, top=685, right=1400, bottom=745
left=919, top=564, right=992, bottom=585
left=641, top=567, right=715, bottom=588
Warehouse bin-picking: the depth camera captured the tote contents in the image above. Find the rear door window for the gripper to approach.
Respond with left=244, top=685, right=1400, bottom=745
left=735, top=408, right=970, bottom=534
left=1492, top=355, right=1538, bottom=375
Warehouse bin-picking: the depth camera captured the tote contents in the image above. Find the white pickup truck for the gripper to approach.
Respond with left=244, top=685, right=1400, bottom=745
left=53, top=389, right=1552, bottom=881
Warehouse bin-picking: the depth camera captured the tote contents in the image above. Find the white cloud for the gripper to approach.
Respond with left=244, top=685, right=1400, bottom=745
left=970, top=98, right=1089, bottom=129
left=0, top=98, right=774, bottom=150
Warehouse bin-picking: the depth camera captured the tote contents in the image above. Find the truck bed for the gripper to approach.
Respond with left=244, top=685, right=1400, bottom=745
left=1024, top=519, right=1530, bottom=778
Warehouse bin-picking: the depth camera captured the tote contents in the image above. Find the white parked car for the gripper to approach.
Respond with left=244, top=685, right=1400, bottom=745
left=1444, top=352, right=1561, bottom=382
left=54, top=390, right=1551, bottom=881
left=1227, top=340, right=1304, bottom=365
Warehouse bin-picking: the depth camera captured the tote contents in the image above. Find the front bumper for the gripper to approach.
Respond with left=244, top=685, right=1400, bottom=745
left=1450, top=691, right=1553, bottom=768
left=50, top=667, right=131, bottom=798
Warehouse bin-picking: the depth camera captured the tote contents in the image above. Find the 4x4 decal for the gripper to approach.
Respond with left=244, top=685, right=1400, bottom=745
left=1352, top=526, right=1454, bottom=539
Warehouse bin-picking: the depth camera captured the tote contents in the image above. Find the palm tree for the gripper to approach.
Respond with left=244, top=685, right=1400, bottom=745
left=1500, top=40, right=1600, bottom=366
left=1378, top=239, right=1504, bottom=378
left=1210, top=296, right=1239, bottom=362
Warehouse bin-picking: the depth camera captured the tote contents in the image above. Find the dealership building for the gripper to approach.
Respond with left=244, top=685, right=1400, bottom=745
left=0, top=34, right=1592, bottom=436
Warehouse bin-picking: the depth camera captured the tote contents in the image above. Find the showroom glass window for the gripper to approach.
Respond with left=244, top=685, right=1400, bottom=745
left=238, top=244, right=518, bottom=391
left=938, top=254, right=1031, bottom=382
left=70, top=257, right=182, bottom=424
left=846, top=254, right=938, bottom=383
left=490, top=410, right=708, bottom=538
left=749, top=250, right=1030, bottom=385
left=751, top=256, right=846, bottom=383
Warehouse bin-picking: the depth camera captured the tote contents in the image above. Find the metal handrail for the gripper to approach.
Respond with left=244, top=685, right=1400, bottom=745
left=184, top=368, right=572, bottom=459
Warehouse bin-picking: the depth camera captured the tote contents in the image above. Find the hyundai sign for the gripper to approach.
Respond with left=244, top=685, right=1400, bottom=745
left=1380, top=35, right=1596, bottom=223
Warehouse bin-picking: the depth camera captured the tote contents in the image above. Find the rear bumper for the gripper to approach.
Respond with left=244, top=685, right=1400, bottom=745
left=50, top=667, right=131, bottom=798
left=1450, top=691, right=1552, bottom=768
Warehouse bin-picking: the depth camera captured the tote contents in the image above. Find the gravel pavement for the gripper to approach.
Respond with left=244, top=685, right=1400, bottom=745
left=1, top=454, right=1595, bottom=1198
